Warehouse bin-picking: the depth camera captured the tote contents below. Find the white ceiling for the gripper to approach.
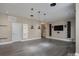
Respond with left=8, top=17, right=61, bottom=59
left=0, top=3, right=75, bottom=22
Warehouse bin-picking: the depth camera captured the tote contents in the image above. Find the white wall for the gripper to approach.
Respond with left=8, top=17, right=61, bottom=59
left=0, top=13, right=75, bottom=43
left=46, top=19, right=75, bottom=41
left=0, top=13, right=41, bottom=42
left=0, top=14, right=11, bottom=42
left=76, top=4, right=79, bottom=54
left=16, top=17, right=41, bottom=40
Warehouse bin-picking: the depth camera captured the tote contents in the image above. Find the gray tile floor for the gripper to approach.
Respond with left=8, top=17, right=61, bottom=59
left=0, top=38, right=75, bottom=56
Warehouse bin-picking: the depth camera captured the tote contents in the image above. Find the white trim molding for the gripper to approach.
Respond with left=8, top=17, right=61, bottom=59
left=21, top=37, right=41, bottom=42
left=0, top=41, right=15, bottom=45
left=0, top=37, right=41, bottom=45
left=46, top=37, right=72, bottom=42
left=75, top=53, right=79, bottom=56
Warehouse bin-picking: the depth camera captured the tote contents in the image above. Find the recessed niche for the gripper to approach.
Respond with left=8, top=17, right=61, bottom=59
left=54, top=25, right=63, bottom=31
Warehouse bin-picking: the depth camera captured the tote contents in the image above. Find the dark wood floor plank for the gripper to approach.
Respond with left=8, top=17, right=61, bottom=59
left=0, top=39, right=75, bottom=56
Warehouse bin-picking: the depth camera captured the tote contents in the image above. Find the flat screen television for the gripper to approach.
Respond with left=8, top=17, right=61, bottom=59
left=54, top=25, right=63, bottom=31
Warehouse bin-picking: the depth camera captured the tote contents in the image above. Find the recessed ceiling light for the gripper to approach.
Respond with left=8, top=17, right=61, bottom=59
left=31, top=8, right=34, bottom=11
left=38, top=11, right=40, bottom=13
left=50, top=3, right=56, bottom=7
left=44, top=13, right=46, bottom=15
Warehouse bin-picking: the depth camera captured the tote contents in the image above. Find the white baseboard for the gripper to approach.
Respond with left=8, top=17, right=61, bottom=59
left=75, top=53, right=79, bottom=56
left=0, top=37, right=41, bottom=45
left=20, top=37, right=41, bottom=42
left=46, top=37, right=72, bottom=42
left=0, top=41, right=15, bottom=45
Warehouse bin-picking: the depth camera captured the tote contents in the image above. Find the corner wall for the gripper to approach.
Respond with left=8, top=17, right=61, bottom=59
left=76, top=3, right=79, bottom=55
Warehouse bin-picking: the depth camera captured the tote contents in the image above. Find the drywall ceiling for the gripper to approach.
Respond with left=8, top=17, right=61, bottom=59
left=0, top=3, right=75, bottom=22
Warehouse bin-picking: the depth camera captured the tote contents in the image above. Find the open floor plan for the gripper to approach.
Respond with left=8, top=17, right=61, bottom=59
left=0, top=3, right=76, bottom=56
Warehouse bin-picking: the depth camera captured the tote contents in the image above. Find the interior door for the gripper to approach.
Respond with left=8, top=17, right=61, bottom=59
left=12, top=23, right=22, bottom=41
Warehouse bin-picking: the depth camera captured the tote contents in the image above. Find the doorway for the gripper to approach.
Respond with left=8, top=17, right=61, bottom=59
left=41, top=24, right=46, bottom=38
